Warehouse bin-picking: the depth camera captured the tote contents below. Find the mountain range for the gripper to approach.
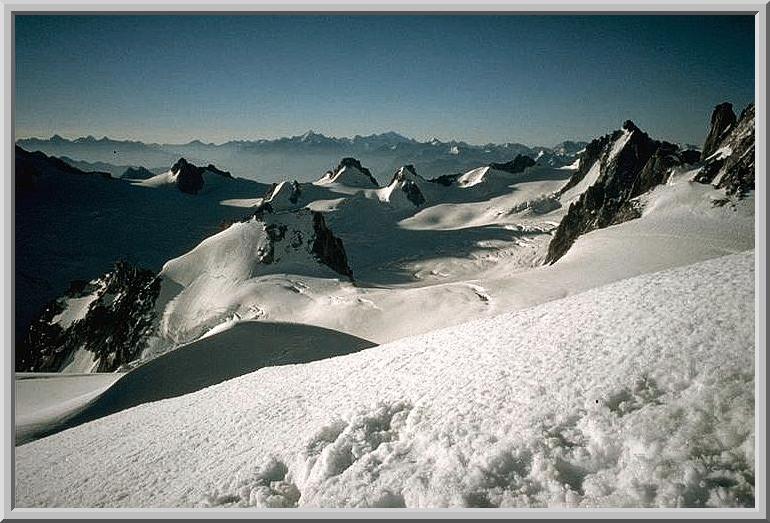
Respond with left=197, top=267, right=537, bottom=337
left=14, top=101, right=757, bottom=509
left=17, top=131, right=587, bottom=183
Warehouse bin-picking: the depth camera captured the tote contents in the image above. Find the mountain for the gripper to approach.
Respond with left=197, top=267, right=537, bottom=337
left=14, top=100, right=755, bottom=509
left=379, top=165, right=427, bottom=207
left=544, top=102, right=754, bottom=264
left=17, top=102, right=753, bottom=373
left=120, top=166, right=157, bottom=180
left=136, top=158, right=234, bottom=195
left=17, top=135, right=184, bottom=168
left=14, top=147, right=269, bottom=342
left=16, top=206, right=354, bottom=372
left=316, top=157, right=380, bottom=188
left=18, top=132, right=581, bottom=184
left=694, top=103, right=755, bottom=197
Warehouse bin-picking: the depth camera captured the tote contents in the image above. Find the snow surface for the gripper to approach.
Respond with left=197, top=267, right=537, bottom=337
left=15, top=373, right=122, bottom=445
left=15, top=252, right=755, bottom=508
left=15, top=322, right=375, bottom=446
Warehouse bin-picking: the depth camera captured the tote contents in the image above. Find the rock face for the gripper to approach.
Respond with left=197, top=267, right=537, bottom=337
left=311, top=211, right=354, bottom=279
left=489, top=154, right=536, bottom=174
left=171, top=158, right=232, bottom=195
left=427, top=172, right=462, bottom=187
left=388, top=165, right=426, bottom=206
left=694, top=103, right=755, bottom=197
left=702, top=102, right=737, bottom=159
left=250, top=206, right=354, bottom=280
left=546, top=121, right=680, bottom=264
left=17, top=261, right=161, bottom=372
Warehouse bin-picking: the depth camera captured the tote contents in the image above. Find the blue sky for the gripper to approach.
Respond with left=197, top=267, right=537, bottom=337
left=15, top=15, right=754, bottom=146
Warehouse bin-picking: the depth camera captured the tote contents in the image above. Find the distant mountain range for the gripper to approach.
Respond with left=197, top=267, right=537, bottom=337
left=17, top=132, right=588, bottom=183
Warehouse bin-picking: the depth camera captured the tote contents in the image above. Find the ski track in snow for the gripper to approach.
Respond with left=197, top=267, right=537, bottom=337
left=15, top=252, right=755, bottom=508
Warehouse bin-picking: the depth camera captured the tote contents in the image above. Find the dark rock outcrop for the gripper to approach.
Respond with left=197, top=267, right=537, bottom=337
left=171, top=158, right=232, bottom=195
left=390, top=165, right=426, bottom=206
left=17, top=261, right=161, bottom=372
left=311, top=211, right=354, bottom=279
left=702, top=102, right=737, bottom=159
left=428, top=172, right=462, bottom=187
left=489, top=154, right=536, bottom=174
left=546, top=121, right=668, bottom=264
left=694, top=103, right=754, bottom=197
left=629, top=141, right=698, bottom=198
left=247, top=206, right=354, bottom=280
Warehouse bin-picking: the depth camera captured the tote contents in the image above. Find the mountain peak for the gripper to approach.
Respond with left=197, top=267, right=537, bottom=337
left=622, top=120, right=639, bottom=133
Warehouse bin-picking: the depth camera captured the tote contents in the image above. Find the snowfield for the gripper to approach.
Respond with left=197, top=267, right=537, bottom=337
left=15, top=251, right=755, bottom=508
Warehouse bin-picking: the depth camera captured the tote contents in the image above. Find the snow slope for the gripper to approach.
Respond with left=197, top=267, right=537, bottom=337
left=153, top=168, right=749, bottom=348
left=15, top=322, right=375, bottom=445
left=15, top=373, right=122, bottom=446
left=15, top=252, right=754, bottom=508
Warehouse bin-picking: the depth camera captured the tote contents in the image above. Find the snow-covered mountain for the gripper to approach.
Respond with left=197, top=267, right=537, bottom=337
left=316, top=157, right=380, bottom=188
left=14, top=102, right=756, bottom=508
left=17, top=205, right=353, bottom=372
left=14, top=148, right=269, bottom=343
left=545, top=102, right=754, bottom=263
left=136, top=157, right=234, bottom=195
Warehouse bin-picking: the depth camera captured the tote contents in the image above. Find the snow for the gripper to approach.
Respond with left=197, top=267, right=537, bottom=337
left=456, top=166, right=493, bottom=187
left=15, top=252, right=755, bottom=508
left=15, top=372, right=122, bottom=445
left=560, top=159, right=601, bottom=203
left=607, top=128, right=632, bottom=165
left=705, top=145, right=733, bottom=163
left=264, top=180, right=299, bottom=209
left=559, top=157, right=580, bottom=170
left=145, top=211, right=344, bottom=355
left=59, top=347, right=100, bottom=374
left=49, top=293, right=100, bottom=329
left=315, top=166, right=376, bottom=188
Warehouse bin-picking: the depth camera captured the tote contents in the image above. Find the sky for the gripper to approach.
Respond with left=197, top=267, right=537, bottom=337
left=15, top=15, right=754, bottom=147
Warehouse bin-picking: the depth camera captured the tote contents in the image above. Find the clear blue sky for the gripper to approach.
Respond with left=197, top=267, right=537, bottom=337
left=15, top=15, right=754, bottom=146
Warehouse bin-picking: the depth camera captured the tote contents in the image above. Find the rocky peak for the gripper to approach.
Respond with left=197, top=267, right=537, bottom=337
left=694, top=103, right=754, bottom=197
left=263, top=180, right=303, bottom=208
left=489, top=154, right=536, bottom=174
left=388, top=165, right=426, bottom=206
left=325, top=157, right=379, bottom=187
left=702, top=102, right=737, bottom=158
left=622, top=120, right=640, bottom=133
left=248, top=206, right=353, bottom=280
left=17, top=260, right=161, bottom=373
left=390, top=164, right=419, bottom=183
left=546, top=121, right=676, bottom=264
left=170, top=158, right=231, bottom=194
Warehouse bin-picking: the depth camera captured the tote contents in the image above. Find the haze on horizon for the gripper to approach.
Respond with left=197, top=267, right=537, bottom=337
left=15, top=14, right=754, bottom=147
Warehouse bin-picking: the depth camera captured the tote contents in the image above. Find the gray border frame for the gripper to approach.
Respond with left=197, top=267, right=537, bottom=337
left=1, top=2, right=767, bottom=520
